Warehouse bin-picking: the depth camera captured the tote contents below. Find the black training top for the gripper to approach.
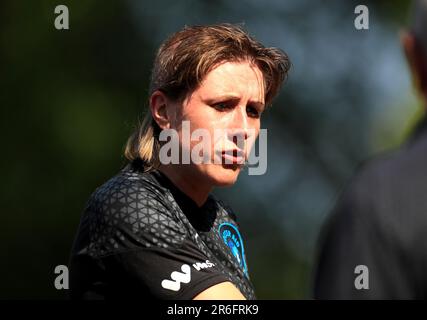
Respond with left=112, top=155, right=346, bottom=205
left=69, top=160, right=256, bottom=299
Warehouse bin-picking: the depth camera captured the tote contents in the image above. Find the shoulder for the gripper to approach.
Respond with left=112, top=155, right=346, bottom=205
left=333, top=135, right=427, bottom=238
left=80, top=166, right=188, bottom=256
left=87, top=166, right=169, bottom=210
left=350, top=134, right=427, bottom=205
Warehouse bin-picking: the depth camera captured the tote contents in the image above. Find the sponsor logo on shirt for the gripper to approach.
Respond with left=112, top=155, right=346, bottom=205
left=161, top=260, right=215, bottom=291
left=218, top=222, right=248, bottom=277
left=192, top=260, right=215, bottom=271
left=161, top=264, right=191, bottom=292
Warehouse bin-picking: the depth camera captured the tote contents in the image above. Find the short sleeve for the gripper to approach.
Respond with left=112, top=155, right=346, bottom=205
left=101, top=239, right=230, bottom=299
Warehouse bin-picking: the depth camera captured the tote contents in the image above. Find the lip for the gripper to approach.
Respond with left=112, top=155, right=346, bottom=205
left=219, top=149, right=246, bottom=165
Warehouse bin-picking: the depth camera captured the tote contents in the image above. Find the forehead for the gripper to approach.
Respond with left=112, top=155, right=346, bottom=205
left=194, top=61, right=266, bottom=102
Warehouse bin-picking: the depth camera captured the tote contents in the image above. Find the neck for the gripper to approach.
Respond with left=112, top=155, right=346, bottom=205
left=159, top=165, right=212, bottom=207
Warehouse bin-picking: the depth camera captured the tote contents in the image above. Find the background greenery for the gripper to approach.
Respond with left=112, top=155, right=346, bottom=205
left=0, top=0, right=422, bottom=299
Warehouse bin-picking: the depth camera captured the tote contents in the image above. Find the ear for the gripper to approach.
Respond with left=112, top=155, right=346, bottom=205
left=400, top=30, right=427, bottom=99
left=150, top=90, right=173, bottom=130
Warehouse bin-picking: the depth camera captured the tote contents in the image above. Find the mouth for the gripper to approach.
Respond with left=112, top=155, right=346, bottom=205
left=218, top=149, right=246, bottom=165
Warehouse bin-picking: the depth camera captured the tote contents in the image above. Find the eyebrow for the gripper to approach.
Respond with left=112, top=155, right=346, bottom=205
left=203, top=94, right=265, bottom=109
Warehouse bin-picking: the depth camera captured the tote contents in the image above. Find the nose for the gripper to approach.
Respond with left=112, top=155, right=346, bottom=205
left=228, top=105, right=251, bottom=147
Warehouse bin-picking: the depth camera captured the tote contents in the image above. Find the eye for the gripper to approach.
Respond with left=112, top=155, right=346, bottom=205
left=246, top=105, right=261, bottom=118
left=212, top=102, right=232, bottom=111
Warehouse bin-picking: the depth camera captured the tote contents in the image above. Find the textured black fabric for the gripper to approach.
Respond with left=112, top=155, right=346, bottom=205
left=314, top=116, right=427, bottom=299
left=69, top=161, right=255, bottom=300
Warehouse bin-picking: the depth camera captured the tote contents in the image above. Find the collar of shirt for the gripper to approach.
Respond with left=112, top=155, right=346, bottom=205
left=151, top=169, right=218, bottom=232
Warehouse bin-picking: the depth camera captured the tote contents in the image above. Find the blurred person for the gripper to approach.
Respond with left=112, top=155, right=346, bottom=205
left=313, top=0, right=427, bottom=299
left=69, top=24, right=290, bottom=299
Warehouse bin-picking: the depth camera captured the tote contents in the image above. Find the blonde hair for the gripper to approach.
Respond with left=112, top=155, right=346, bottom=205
left=124, top=23, right=291, bottom=171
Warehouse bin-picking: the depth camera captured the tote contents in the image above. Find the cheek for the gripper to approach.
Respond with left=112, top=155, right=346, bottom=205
left=178, top=109, right=217, bottom=155
left=245, top=124, right=260, bottom=152
left=167, top=101, right=187, bottom=129
left=186, top=106, right=220, bottom=140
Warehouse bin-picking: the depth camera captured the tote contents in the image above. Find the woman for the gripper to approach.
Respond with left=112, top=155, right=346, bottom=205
left=70, top=23, right=290, bottom=300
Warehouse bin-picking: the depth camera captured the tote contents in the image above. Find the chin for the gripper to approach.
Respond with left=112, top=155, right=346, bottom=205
left=208, top=164, right=241, bottom=187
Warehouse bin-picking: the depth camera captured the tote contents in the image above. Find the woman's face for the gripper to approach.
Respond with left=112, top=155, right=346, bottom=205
left=168, top=60, right=266, bottom=187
